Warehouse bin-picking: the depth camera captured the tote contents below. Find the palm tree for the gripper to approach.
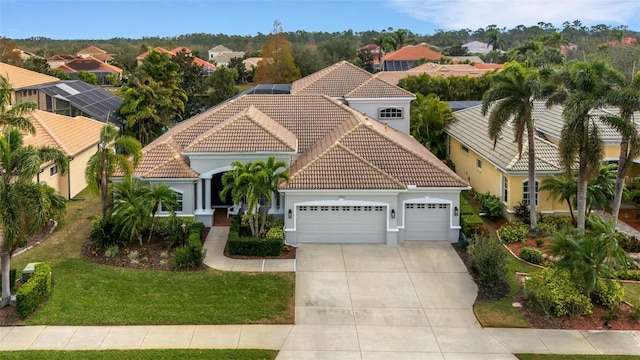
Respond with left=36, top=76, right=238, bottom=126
left=550, top=214, right=631, bottom=298
left=486, top=30, right=507, bottom=51
left=144, top=183, right=177, bottom=242
left=603, top=72, right=640, bottom=224
left=220, top=156, right=289, bottom=238
left=541, top=172, right=577, bottom=224
left=586, top=164, right=617, bottom=214
left=410, top=93, right=454, bottom=158
left=85, top=124, right=142, bottom=221
left=546, top=61, right=627, bottom=230
left=482, top=62, right=545, bottom=230
left=0, top=127, right=69, bottom=307
left=0, top=75, right=36, bottom=134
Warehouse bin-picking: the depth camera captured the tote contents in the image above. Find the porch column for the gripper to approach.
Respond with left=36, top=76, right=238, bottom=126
left=204, top=178, right=212, bottom=210
left=196, top=179, right=203, bottom=210
left=270, top=192, right=278, bottom=212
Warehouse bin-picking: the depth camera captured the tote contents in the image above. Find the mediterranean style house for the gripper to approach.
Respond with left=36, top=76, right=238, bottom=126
left=126, top=62, right=469, bottom=245
left=446, top=102, right=640, bottom=218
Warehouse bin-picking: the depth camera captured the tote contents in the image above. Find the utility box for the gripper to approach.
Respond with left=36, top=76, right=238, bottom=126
left=22, top=262, right=41, bottom=283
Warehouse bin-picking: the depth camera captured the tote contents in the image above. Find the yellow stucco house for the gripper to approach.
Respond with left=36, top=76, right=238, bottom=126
left=25, top=110, right=104, bottom=199
left=446, top=102, right=640, bottom=218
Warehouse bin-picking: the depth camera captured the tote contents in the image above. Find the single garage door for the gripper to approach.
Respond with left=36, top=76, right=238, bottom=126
left=296, top=205, right=386, bottom=243
left=404, top=203, right=449, bottom=240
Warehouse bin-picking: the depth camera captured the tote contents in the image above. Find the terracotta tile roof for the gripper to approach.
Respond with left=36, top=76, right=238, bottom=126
left=55, top=58, right=123, bottom=74
left=382, top=44, right=445, bottom=61
left=0, top=62, right=59, bottom=89
left=290, top=60, right=413, bottom=98
left=77, top=46, right=107, bottom=55
left=284, top=143, right=405, bottom=189
left=135, top=93, right=467, bottom=188
left=90, top=53, right=114, bottom=62
left=473, top=63, right=504, bottom=70
left=133, top=138, right=198, bottom=178
left=243, top=57, right=261, bottom=68
left=137, top=47, right=215, bottom=71
left=184, top=105, right=297, bottom=153
left=375, top=63, right=495, bottom=85
left=23, top=110, right=103, bottom=156
left=47, top=54, right=76, bottom=61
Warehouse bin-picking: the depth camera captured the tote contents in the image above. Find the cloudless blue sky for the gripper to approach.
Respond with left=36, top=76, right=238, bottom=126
left=1, top=0, right=640, bottom=40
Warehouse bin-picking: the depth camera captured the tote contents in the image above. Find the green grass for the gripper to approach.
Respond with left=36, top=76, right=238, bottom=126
left=517, top=355, right=640, bottom=360
left=1, top=349, right=277, bottom=360
left=623, top=281, right=640, bottom=308
left=473, top=246, right=541, bottom=328
left=12, top=190, right=295, bottom=326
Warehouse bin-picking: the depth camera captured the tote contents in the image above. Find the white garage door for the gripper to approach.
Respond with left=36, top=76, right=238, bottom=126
left=296, top=205, right=386, bottom=243
left=404, top=203, right=449, bottom=240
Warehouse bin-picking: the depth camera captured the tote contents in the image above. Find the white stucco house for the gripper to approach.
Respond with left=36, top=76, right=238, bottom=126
left=127, top=62, right=469, bottom=245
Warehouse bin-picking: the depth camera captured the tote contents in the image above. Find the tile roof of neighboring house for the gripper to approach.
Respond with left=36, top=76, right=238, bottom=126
left=243, top=57, right=261, bottom=68
left=462, top=40, right=493, bottom=55
left=77, top=46, right=107, bottom=55
left=447, top=104, right=564, bottom=173
left=381, top=44, right=445, bottom=61
left=0, top=62, right=59, bottom=89
left=375, top=63, right=493, bottom=85
left=184, top=105, right=297, bottom=153
left=24, top=110, right=104, bottom=157
left=47, top=54, right=77, bottom=61
left=473, top=63, right=504, bottom=70
left=55, top=57, right=123, bottom=74
left=450, top=56, right=485, bottom=64
left=291, top=60, right=414, bottom=98
left=137, top=47, right=216, bottom=71
left=135, top=93, right=467, bottom=188
left=211, top=52, right=245, bottom=64
left=208, top=45, right=232, bottom=53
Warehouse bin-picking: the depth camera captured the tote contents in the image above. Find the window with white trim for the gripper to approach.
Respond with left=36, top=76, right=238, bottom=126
left=50, top=166, right=58, bottom=176
left=523, top=180, right=539, bottom=206
left=503, top=177, right=508, bottom=203
left=461, top=145, right=469, bottom=153
left=476, top=159, right=482, bottom=170
left=160, top=190, right=183, bottom=212
left=378, top=107, right=403, bottom=119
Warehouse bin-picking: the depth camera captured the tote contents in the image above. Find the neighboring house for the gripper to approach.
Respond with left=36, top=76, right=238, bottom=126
left=25, top=110, right=104, bottom=199
left=1, top=62, right=123, bottom=126
left=462, top=40, right=494, bottom=55
left=16, top=49, right=41, bottom=61
left=55, top=57, right=123, bottom=84
left=136, top=47, right=216, bottom=74
left=446, top=102, right=640, bottom=218
left=207, top=45, right=245, bottom=67
left=375, top=63, right=496, bottom=85
left=290, top=61, right=415, bottom=134
left=381, top=43, right=446, bottom=71
left=76, top=46, right=113, bottom=63
left=47, top=54, right=77, bottom=69
left=560, top=42, right=579, bottom=56
left=243, top=57, right=261, bottom=70
left=358, top=44, right=383, bottom=70
left=127, top=93, right=468, bottom=245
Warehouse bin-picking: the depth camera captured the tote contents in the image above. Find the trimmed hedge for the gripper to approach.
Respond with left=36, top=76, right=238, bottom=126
left=499, top=221, right=528, bottom=243
left=593, top=279, right=624, bottom=309
left=173, top=223, right=206, bottom=270
left=16, top=262, right=52, bottom=319
left=520, top=246, right=544, bottom=265
left=525, top=269, right=592, bottom=317
left=227, top=215, right=285, bottom=256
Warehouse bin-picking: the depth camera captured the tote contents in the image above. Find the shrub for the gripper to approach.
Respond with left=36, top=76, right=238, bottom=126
left=89, top=215, right=120, bottom=248
left=520, top=246, right=544, bottom=265
left=104, top=245, right=119, bottom=258
left=157, top=215, right=196, bottom=247
left=466, top=234, right=509, bottom=300
left=461, top=213, right=489, bottom=237
left=172, top=222, right=206, bottom=270
left=16, top=262, right=52, bottom=319
left=228, top=236, right=284, bottom=256
left=541, top=215, right=572, bottom=229
left=445, top=159, right=456, bottom=172
left=536, top=221, right=556, bottom=238
left=514, top=201, right=531, bottom=224
left=0, top=268, right=17, bottom=291
left=265, top=227, right=284, bottom=241
left=593, top=279, right=624, bottom=309
left=525, top=269, right=593, bottom=317
left=614, top=270, right=640, bottom=281
left=616, top=232, right=640, bottom=253
left=475, top=192, right=504, bottom=219
left=499, top=221, right=528, bottom=243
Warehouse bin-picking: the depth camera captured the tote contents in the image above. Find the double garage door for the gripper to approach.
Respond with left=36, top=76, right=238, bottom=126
left=404, top=203, right=450, bottom=241
left=296, top=205, right=386, bottom=243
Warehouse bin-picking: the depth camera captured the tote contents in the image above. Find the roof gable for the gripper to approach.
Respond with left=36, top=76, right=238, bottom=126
left=0, top=62, right=59, bottom=89
left=25, top=110, right=104, bottom=156
left=184, top=106, right=297, bottom=153
left=382, top=44, right=445, bottom=61
left=346, top=77, right=414, bottom=98
left=291, top=61, right=373, bottom=96
left=77, top=46, right=107, bottom=55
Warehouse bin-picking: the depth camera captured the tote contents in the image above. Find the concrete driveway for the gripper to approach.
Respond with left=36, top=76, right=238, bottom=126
left=278, top=241, right=516, bottom=359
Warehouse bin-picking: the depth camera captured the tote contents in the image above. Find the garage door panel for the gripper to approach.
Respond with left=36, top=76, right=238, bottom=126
left=296, top=205, right=386, bottom=243
left=405, top=203, right=449, bottom=241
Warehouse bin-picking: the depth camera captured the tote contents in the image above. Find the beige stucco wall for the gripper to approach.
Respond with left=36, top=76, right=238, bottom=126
left=67, top=145, right=97, bottom=199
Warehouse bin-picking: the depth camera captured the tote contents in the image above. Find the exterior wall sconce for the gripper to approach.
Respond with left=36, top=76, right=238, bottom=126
left=391, top=209, right=396, bottom=219
left=288, top=209, right=292, bottom=219
left=454, top=206, right=459, bottom=216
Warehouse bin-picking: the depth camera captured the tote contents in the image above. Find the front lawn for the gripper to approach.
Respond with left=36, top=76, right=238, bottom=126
left=9, top=190, right=295, bottom=326
left=2, top=349, right=277, bottom=360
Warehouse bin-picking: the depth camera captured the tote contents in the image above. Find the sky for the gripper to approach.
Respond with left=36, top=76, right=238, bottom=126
left=1, top=0, right=640, bottom=40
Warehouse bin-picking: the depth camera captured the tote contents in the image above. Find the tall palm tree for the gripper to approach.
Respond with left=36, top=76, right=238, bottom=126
left=85, top=124, right=142, bottom=221
left=603, top=72, right=640, bottom=224
left=546, top=61, right=627, bottom=230
left=0, top=127, right=68, bottom=307
left=482, top=62, right=544, bottom=230
left=486, top=30, right=507, bottom=51
left=410, top=93, right=454, bottom=158
left=221, top=160, right=259, bottom=236
left=252, top=157, right=290, bottom=236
